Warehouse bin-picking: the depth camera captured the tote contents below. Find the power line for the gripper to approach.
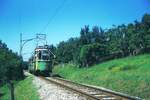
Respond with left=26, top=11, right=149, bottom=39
left=40, top=0, right=67, bottom=33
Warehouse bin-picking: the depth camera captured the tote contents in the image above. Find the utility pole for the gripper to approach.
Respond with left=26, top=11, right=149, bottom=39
left=20, top=33, right=24, bottom=79
left=20, top=33, right=22, bottom=56
left=7, top=33, right=23, bottom=100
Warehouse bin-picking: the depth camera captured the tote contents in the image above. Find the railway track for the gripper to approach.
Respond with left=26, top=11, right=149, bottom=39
left=39, top=76, right=141, bottom=100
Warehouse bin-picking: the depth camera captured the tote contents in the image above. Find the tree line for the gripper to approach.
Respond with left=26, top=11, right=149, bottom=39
left=51, top=13, right=150, bottom=67
left=0, top=40, right=23, bottom=85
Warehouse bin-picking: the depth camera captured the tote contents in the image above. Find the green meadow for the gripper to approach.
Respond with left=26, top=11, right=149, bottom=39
left=53, top=54, right=150, bottom=99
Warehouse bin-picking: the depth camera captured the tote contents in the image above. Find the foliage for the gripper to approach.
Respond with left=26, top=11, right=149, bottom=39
left=0, top=40, right=23, bottom=85
left=53, top=54, right=150, bottom=99
left=79, top=43, right=107, bottom=67
left=56, top=38, right=80, bottom=63
left=53, top=13, right=150, bottom=67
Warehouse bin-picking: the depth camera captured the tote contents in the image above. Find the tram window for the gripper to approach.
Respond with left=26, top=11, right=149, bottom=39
left=42, top=55, right=49, bottom=60
left=43, top=50, right=48, bottom=54
left=38, top=51, right=41, bottom=59
left=42, top=50, right=49, bottom=60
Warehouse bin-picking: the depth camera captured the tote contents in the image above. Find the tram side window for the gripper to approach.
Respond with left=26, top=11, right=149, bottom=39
left=38, top=51, right=41, bottom=60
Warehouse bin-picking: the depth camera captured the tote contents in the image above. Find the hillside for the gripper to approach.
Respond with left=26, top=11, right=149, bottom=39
left=53, top=54, right=150, bottom=99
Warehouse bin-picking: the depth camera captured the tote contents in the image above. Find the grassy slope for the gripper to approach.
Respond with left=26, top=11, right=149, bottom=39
left=0, top=76, right=39, bottom=100
left=53, top=54, right=150, bottom=99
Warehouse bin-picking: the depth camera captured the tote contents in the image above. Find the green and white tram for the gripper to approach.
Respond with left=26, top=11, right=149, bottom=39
left=28, top=45, right=54, bottom=76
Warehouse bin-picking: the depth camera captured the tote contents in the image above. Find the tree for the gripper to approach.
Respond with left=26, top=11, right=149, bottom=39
left=79, top=43, right=107, bottom=67
left=80, top=25, right=90, bottom=45
left=141, top=14, right=150, bottom=48
left=54, top=13, right=150, bottom=68
left=0, top=40, right=22, bottom=85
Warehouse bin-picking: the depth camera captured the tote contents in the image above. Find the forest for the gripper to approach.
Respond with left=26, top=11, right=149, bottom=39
left=52, top=13, right=150, bottom=67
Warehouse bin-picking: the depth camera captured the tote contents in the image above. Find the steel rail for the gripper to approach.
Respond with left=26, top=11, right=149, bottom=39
left=50, top=77, right=142, bottom=100
left=39, top=76, right=100, bottom=100
left=26, top=70, right=142, bottom=100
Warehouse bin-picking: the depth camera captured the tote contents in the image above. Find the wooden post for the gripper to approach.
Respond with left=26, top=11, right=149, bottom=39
left=8, top=81, right=14, bottom=100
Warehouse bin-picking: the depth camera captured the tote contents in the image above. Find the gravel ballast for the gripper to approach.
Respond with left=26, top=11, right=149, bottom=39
left=33, top=76, right=86, bottom=100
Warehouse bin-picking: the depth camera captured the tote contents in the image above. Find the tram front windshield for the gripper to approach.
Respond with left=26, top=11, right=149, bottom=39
left=41, top=50, right=49, bottom=60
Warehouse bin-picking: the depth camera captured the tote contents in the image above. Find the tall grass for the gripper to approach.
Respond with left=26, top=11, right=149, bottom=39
left=53, top=54, right=150, bottom=99
left=0, top=76, right=39, bottom=100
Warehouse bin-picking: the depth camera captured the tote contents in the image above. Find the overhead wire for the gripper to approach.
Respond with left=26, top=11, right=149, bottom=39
left=40, top=0, right=67, bottom=34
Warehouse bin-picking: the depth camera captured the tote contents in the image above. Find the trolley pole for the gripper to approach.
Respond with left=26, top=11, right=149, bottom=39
left=19, top=33, right=47, bottom=62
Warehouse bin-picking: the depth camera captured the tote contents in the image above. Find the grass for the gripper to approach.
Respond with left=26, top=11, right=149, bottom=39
left=0, top=85, right=10, bottom=100
left=0, top=76, right=39, bottom=100
left=53, top=54, right=150, bottom=100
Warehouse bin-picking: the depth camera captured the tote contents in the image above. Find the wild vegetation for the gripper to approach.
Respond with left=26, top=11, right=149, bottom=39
left=0, top=76, right=39, bottom=100
left=0, top=40, right=23, bottom=85
left=53, top=14, right=150, bottom=99
left=53, top=54, right=150, bottom=99
left=0, top=13, right=150, bottom=99
left=0, top=40, right=38, bottom=99
left=52, top=13, right=150, bottom=67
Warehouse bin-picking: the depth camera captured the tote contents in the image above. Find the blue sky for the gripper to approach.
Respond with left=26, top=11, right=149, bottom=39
left=0, top=0, right=150, bottom=60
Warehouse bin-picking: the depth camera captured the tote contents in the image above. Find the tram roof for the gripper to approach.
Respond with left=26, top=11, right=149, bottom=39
left=35, top=45, right=49, bottom=50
